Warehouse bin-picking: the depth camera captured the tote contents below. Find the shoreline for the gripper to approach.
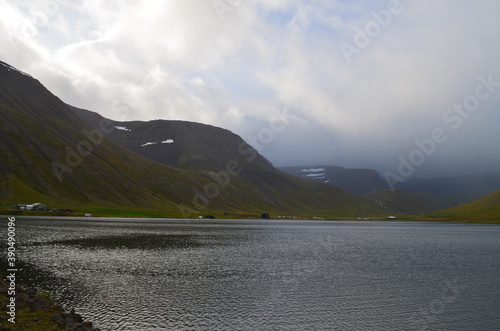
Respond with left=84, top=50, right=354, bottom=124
left=0, top=275, right=100, bottom=331
left=1, top=213, right=499, bottom=225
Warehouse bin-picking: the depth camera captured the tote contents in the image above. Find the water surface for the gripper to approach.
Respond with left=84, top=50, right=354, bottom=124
left=6, top=218, right=500, bottom=330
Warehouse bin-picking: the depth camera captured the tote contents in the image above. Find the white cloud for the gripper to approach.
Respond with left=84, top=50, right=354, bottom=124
left=1, top=0, right=499, bottom=176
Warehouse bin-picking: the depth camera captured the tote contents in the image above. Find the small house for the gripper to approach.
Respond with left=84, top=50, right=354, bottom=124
left=32, top=203, right=47, bottom=210
left=12, top=203, right=46, bottom=210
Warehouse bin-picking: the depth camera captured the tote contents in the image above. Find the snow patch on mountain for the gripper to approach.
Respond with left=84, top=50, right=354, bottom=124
left=305, top=173, right=325, bottom=177
left=115, top=126, right=131, bottom=131
left=299, top=168, right=325, bottom=173
left=295, top=168, right=327, bottom=181
left=0, top=62, right=32, bottom=77
left=141, top=139, right=174, bottom=147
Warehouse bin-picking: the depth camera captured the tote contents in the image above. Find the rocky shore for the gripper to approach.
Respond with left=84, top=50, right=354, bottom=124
left=0, top=275, right=100, bottom=331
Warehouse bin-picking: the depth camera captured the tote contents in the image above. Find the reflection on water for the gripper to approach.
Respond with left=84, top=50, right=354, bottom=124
left=5, top=218, right=500, bottom=330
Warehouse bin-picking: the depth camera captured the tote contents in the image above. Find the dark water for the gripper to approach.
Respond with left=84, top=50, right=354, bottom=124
left=4, top=217, right=500, bottom=330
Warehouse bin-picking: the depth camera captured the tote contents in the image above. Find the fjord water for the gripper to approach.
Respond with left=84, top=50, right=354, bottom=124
left=11, top=218, right=500, bottom=330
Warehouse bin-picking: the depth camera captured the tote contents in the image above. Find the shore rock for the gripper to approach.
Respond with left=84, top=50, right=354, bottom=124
left=0, top=275, right=100, bottom=331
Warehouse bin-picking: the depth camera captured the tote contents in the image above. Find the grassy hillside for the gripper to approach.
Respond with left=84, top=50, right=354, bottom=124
left=365, top=189, right=457, bottom=216
left=426, top=190, right=500, bottom=224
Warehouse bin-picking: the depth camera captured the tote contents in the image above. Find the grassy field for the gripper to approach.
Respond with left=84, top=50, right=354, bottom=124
left=2, top=205, right=498, bottom=224
left=3, top=189, right=499, bottom=224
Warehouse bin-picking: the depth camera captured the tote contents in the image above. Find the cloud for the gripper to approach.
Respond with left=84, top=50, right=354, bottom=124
left=1, top=0, right=499, bottom=177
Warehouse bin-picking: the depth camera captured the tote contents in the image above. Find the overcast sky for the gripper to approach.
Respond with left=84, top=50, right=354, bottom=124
left=1, top=0, right=499, bottom=178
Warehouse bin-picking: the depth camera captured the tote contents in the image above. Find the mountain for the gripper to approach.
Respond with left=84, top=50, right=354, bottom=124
left=279, top=165, right=461, bottom=215
left=279, top=166, right=387, bottom=195
left=0, top=60, right=205, bottom=213
left=70, top=107, right=274, bottom=173
left=365, top=189, right=456, bottom=216
left=0, top=60, right=386, bottom=218
left=426, top=190, right=500, bottom=224
left=280, top=165, right=500, bottom=206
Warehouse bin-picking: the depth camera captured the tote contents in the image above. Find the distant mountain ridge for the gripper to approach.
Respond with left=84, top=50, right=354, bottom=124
left=280, top=166, right=387, bottom=195
left=280, top=165, right=500, bottom=205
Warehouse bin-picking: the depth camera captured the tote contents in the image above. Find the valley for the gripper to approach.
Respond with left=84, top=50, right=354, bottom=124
left=1, top=60, right=499, bottom=223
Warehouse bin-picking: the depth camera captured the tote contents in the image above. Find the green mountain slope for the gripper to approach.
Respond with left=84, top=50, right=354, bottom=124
left=0, top=61, right=207, bottom=213
left=0, top=60, right=386, bottom=218
left=426, top=190, right=500, bottom=223
left=365, top=190, right=456, bottom=216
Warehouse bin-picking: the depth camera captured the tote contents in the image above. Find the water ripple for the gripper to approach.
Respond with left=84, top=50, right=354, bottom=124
left=12, top=219, right=500, bottom=330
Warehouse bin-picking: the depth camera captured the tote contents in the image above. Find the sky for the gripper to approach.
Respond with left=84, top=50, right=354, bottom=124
left=1, top=0, right=499, bottom=179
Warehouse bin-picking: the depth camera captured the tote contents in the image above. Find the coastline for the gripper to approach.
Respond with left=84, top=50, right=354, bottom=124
left=0, top=210, right=500, bottom=225
left=0, top=275, right=100, bottom=331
